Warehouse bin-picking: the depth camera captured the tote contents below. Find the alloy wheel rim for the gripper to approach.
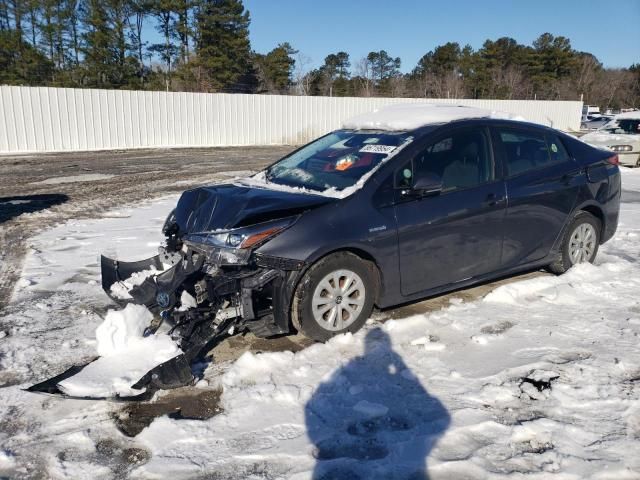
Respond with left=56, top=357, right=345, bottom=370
left=569, top=223, right=596, bottom=265
left=311, top=269, right=366, bottom=331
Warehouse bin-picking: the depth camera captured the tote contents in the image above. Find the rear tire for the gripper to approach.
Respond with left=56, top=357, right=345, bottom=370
left=291, top=252, right=376, bottom=342
left=547, top=211, right=601, bottom=274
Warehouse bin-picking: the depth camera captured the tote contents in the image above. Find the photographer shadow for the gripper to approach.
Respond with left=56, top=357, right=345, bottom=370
left=305, top=328, right=450, bottom=479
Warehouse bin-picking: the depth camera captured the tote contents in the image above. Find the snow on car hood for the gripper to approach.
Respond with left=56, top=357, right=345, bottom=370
left=614, top=110, right=640, bottom=120
left=581, top=130, right=640, bottom=147
left=342, top=103, right=526, bottom=131
left=174, top=183, right=334, bottom=234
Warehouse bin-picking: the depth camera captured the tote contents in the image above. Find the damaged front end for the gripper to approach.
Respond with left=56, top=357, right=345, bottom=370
left=95, top=214, right=304, bottom=394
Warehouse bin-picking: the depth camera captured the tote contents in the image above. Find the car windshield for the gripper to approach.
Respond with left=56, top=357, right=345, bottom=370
left=265, top=130, right=412, bottom=191
left=601, top=118, right=640, bottom=135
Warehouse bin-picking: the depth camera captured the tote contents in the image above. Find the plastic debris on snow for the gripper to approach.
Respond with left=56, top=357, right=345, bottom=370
left=341, top=103, right=526, bottom=131
left=109, top=267, right=162, bottom=300
left=57, top=304, right=180, bottom=397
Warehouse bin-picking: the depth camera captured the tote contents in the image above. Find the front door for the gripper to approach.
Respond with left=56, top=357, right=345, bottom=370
left=394, top=126, right=507, bottom=296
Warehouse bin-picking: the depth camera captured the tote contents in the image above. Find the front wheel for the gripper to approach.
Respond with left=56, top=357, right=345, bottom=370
left=548, top=211, right=601, bottom=274
left=291, top=252, right=376, bottom=342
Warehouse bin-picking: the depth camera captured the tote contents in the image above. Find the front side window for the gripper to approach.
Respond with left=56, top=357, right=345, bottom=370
left=494, top=128, right=562, bottom=176
left=397, top=128, right=492, bottom=191
left=265, top=130, right=412, bottom=192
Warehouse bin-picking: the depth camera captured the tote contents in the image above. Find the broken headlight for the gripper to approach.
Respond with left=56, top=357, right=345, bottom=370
left=184, top=216, right=298, bottom=265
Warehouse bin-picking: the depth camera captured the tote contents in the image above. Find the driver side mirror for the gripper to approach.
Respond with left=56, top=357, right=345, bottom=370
left=412, top=172, right=443, bottom=196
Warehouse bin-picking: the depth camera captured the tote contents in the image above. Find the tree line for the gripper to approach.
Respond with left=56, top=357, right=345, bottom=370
left=1, top=0, right=638, bottom=109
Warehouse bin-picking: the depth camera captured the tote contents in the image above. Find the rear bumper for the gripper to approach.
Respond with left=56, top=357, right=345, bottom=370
left=601, top=167, right=622, bottom=244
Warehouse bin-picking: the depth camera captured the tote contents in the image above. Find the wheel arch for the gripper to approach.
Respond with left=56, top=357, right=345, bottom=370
left=299, top=246, right=384, bottom=305
left=577, top=202, right=605, bottom=241
left=550, top=201, right=605, bottom=255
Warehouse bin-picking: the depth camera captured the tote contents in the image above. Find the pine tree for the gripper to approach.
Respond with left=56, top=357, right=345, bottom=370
left=319, top=51, right=350, bottom=96
left=80, top=0, right=139, bottom=88
left=195, top=0, right=251, bottom=92
left=254, top=42, right=296, bottom=93
left=0, top=29, right=53, bottom=85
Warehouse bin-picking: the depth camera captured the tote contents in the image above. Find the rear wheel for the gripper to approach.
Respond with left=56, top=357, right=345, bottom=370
left=548, top=211, right=601, bottom=274
left=292, top=252, right=376, bottom=342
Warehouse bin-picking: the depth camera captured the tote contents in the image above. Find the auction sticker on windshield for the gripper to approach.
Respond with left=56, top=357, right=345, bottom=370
left=359, top=144, right=397, bottom=154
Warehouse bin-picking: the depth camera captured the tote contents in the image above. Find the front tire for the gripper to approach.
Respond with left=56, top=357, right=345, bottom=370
left=548, top=211, right=601, bottom=274
left=291, top=252, right=376, bottom=342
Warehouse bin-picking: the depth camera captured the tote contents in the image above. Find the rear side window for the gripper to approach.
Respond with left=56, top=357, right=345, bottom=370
left=494, top=128, right=565, bottom=176
left=547, top=135, right=570, bottom=163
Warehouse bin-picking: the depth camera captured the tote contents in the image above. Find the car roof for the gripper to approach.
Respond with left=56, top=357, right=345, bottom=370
left=342, top=103, right=526, bottom=132
left=406, top=117, right=558, bottom=138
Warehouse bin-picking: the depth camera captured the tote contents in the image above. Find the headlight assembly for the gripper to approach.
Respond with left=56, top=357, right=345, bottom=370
left=183, top=216, right=299, bottom=265
left=610, top=145, right=633, bottom=152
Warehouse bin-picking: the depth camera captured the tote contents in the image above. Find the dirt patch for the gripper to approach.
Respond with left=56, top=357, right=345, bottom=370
left=212, top=332, right=314, bottom=364
left=114, top=387, right=224, bottom=437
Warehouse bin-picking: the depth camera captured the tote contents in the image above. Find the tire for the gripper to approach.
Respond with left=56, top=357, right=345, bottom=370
left=547, top=211, right=601, bottom=274
left=291, top=252, right=376, bottom=342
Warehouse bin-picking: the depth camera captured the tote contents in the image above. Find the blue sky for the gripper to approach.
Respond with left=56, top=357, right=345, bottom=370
left=241, top=0, right=639, bottom=71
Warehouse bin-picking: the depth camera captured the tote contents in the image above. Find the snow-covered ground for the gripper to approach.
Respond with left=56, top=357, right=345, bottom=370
left=1, top=171, right=640, bottom=479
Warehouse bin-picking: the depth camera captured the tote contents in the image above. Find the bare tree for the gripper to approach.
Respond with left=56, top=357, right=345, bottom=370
left=354, top=57, right=374, bottom=97
left=292, top=51, right=312, bottom=95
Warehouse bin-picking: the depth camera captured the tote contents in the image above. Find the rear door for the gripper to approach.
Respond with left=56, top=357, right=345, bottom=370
left=394, top=125, right=507, bottom=296
left=491, top=125, right=583, bottom=267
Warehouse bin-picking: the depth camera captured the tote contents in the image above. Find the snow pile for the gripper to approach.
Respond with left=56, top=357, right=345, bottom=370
left=342, top=103, right=526, bottom=131
left=95, top=304, right=153, bottom=355
left=57, top=304, right=181, bottom=397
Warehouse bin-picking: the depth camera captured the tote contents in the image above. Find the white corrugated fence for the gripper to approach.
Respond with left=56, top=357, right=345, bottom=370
left=0, top=86, right=582, bottom=154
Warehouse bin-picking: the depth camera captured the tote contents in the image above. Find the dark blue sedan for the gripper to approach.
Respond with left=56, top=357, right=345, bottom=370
left=100, top=105, right=621, bottom=389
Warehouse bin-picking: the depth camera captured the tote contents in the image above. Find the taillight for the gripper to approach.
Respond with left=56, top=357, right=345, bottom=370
left=607, top=154, right=619, bottom=166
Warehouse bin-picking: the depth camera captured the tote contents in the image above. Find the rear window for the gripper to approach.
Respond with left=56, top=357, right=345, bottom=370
left=495, top=128, right=551, bottom=176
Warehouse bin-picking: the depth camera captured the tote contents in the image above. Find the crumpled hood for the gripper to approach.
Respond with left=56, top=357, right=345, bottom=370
left=174, top=183, right=334, bottom=234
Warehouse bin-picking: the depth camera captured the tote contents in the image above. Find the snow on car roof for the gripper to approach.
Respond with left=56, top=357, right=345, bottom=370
left=614, top=110, right=640, bottom=120
left=342, top=103, right=526, bottom=131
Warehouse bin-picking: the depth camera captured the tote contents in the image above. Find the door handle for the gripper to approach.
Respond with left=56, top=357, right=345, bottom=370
left=484, top=193, right=506, bottom=207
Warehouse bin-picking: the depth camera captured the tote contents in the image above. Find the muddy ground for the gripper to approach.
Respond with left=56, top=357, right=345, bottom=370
left=0, top=147, right=547, bottom=437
